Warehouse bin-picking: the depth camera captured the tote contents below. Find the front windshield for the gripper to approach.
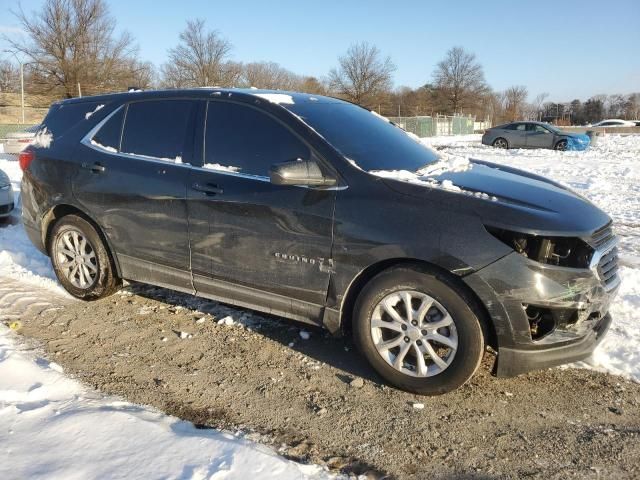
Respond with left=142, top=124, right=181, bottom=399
left=285, top=101, right=439, bottom=172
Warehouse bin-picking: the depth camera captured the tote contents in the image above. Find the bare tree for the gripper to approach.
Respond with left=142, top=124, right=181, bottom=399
left=162, top=19, right=234, bottom=87
left=7, top=0, right=145, bottom=98
left=503, top=85, right=528, bottom=121
left=297, top=76, right=326, bottom=95
left=239, top=61, right=300, bottom=90
left=328, top=42, right=395, bottom=107
left=0, top=60, right=19, bottom=92
left=432, top=47, right=488, bottom=114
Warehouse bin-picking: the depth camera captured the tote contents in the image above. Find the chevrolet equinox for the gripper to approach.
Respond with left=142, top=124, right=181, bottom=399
left=20, top=89, right=620, bottom=395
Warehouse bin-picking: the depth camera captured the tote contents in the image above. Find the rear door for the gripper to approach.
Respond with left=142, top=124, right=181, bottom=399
left=525, top=123, right=555, bottom=148
left=187, top=100, right=336, bottom=320
left=73, top=99, right=200, bottom=291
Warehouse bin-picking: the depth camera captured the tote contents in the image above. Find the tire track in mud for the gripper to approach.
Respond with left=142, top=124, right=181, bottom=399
left=0, top=277, right=69, bottom=322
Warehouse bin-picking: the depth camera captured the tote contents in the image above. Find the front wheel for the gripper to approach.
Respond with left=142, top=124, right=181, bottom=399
left=492, top=137, right=508, bottom=149
left=49, top=214, right=121, bottom=300
left=353, top=267, right=485, bottom=395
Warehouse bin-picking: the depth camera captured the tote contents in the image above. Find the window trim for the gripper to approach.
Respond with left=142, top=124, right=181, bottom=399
left=83, top=99, right=199, bottom=166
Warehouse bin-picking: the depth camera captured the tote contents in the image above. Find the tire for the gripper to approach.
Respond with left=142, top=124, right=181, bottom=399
left=492, top=137, right=509, bottom=149
left=555, top=139, right=568, bottom=151
left=48, top=214, right=121, bottom=300
left=352, top=266, right=485, bottom=395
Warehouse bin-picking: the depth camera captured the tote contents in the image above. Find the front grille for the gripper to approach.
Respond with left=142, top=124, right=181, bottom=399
left=597, top=246, right=619, bottom=289
left=0, top=202, right=14, bottom=214
left=589, top=222, right=614, bottom=249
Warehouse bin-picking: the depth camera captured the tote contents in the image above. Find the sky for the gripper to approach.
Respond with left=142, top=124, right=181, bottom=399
left=1, top=0, right=639, bottom=101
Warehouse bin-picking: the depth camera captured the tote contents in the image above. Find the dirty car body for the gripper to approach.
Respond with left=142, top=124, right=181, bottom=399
left=21, top=89, right=619, bottom=386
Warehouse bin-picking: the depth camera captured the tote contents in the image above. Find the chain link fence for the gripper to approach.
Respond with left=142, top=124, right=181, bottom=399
left=388, top=115, right=478, bottom=137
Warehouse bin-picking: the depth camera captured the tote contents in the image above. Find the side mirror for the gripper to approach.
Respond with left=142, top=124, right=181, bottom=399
left=269, top=159, right=336, bottom=187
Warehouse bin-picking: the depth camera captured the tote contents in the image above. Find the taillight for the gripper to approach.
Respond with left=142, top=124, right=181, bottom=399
left=18, top=138, right=32, bottom=143
left=19, top=149, right=35, bottom=171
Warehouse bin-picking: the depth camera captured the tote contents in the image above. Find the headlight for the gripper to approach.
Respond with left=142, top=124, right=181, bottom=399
left=487, top=226, right=593, bottom=268
left=0, top=184, right=10, bottom=191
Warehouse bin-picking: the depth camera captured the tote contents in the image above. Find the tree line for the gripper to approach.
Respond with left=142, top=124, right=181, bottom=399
left=1, top=0, right=638, bottom=125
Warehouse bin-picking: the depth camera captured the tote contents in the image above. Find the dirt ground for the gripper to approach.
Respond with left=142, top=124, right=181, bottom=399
left=12, top=282, right=640, bottom=479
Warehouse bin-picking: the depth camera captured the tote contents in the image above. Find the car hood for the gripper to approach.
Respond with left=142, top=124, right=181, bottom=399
left=381, top=159, right=610, bottom=236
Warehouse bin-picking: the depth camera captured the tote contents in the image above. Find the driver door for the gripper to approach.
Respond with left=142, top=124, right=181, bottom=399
left=187, top=100, right=336, bottom=321
left=526, top=123, right=554, bottom=148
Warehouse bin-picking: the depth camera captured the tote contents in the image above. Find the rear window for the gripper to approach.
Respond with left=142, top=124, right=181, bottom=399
left=121, top=100, right=197, bottom=161
left=42, top=102, right=103, bottom=138
left=91, top=107, right=125, bottom=152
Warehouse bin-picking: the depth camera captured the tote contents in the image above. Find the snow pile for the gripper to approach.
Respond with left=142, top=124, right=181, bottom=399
left=90, top=139, right=117, bottom=153
left=427, top=134, right=640, bottom=382
left=85, top=104, right=104, bottom=119
left=369, top=165, right=496, bottom=201
left=418, top=152, right=472, bottom=176
left=0, top=327, right=334, bottom=480
left=33, top=127, right=52, bottom=148
left=252, top=93, right=295, bottom=105
left=203, top=163, right=240, bottom=173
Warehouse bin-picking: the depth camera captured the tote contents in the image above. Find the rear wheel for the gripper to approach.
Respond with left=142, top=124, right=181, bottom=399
left=492, top=137, right=508, bottom=149
left=49, top=214, right=121, bottom=300
left=555, top=139, right=568, bottom=151
left=352, top=266, right=485, bottom=395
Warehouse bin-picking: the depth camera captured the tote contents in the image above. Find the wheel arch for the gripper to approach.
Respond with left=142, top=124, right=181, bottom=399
left=338, top=258, right=497, bottom=349
left=42, top=203, right=122, bottom=277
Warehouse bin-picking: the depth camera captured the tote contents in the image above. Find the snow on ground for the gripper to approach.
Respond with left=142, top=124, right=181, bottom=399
left=0, top=326, right=334, bottom=480
left=422, top=134, right=640, bottom=382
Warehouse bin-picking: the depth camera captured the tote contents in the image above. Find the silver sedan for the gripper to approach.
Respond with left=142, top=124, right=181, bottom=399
left=0, top=168, right=15, bottom=220
left=482, top=121, right=590, bottom=151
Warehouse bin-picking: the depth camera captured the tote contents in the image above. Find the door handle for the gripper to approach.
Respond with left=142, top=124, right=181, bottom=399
left=192, top=182, right=223, bottom=196
left=81, top=162, right=106, bottom=173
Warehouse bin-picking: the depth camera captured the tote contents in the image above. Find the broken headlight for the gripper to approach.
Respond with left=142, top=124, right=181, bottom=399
left=487, top=227, right=593, bottom=268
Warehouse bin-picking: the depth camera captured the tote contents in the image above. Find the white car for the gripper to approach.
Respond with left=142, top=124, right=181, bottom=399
left=2, top=125, right=40, bottom=154
left=591, top=119, right=636, bottom=127
left=0, top=168, right=15, bottom=219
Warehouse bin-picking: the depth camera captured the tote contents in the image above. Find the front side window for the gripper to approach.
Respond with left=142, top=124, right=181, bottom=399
left=121, top=100, right=197, bottom=161
left=527, top=124, right=550, bottom=133
left=204, top=101, right=310, bottom=177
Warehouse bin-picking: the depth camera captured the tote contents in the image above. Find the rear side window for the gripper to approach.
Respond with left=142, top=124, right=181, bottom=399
left=204, top=101, right=310, bottom=176
left=121, top=100, right=197, bottom=161
left=92, top=107, right=124, bottom=152
left=43, top=102, right=103, bottom=138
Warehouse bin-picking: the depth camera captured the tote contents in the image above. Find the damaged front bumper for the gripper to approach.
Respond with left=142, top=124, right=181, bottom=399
left=464, top=247, right=620, bottom=377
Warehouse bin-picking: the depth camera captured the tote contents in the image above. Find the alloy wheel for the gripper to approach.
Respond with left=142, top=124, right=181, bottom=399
left=55, top=229, right=98, bottom=289
left=370, top=290, right=458, bottom=377
left=493, top=138, right=508, bottom=149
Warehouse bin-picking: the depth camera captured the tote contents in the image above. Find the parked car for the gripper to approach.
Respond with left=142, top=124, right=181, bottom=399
left=20, top=89, right=620, bottom=395
left=482, top=121, right=590, bottom=150
left=3, top=125, right=41, bottom=154
left=590, top=119, right=635, bottom=127
left=0, top=168, right=15, bottom=220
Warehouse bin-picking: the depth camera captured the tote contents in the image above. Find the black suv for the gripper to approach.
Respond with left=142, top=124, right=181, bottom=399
left=20, top=89, right=620, bottom=395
